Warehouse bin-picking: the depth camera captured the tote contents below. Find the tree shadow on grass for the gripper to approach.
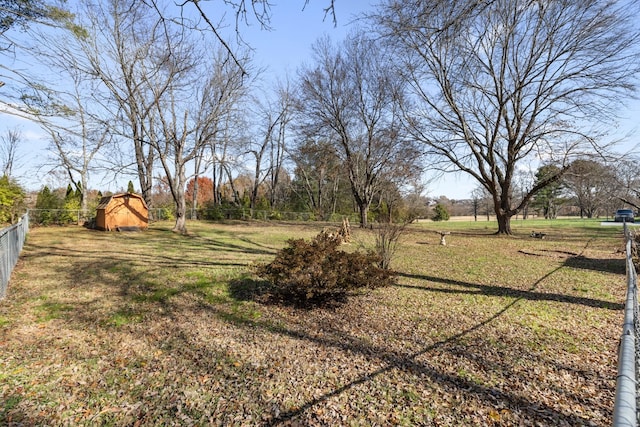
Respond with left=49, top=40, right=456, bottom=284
left=219, top=263, right=616, bottom=424
left=10, top=226, right=617, bottom=425
left=394, top=272, right=623, bottom=310
left=563, top=254, right=625, bottom=275
left=211, top=284, right=601, bottom=426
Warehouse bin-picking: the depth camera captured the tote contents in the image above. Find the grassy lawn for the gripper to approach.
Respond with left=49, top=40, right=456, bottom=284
left=0, top=219, right=626, bottom=426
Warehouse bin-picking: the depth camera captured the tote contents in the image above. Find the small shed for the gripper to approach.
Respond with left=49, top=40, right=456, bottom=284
left=95, top=193, right=148, bottom=231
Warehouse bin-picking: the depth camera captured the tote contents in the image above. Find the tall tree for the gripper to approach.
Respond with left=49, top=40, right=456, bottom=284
left=563, top=159, right=617, bottom=218
left=297, top=32, right=420, bottom=227
left=266, top=81, right=293, bottom=209
left=376, top=0, right=640, bottom=234
left=76, top=0, right=163, bottom=208
left=20, top=26, right=112, bottom=212
left=531, top=164, right=564, bottom=219
left=0, top=127, right=21, bottom=177
left=289, top=138, right=348, bottom=218
left=613, top=158, right=640, bottom=210
left=245, top=83, right=292, bottom=211
left=147, top=41, right=249, bottom=233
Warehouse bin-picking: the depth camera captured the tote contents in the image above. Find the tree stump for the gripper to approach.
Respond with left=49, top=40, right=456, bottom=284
left=339, top=217, right=351, bottom=243
left=322, top=218, right=352, bottom=244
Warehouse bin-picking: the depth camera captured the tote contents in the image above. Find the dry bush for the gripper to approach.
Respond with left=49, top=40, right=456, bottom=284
left=374, top=221, right=409, bottom=270
left=257, top=231, right=395, bottom=305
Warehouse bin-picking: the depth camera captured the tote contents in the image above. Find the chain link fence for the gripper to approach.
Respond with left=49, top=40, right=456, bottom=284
left=25, top=207, right=360, bottom=226
left=613, top=222, right=639, bottom=426
left=0, top=213, right=29, bottom=300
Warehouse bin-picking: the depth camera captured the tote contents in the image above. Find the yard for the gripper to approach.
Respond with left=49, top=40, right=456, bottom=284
left=0, top=219, right=627, bottom=426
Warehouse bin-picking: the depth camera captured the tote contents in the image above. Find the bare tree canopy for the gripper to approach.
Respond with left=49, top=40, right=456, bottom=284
left=375, top=0, right=640, bottom=233
left=563, top=159, right=616, bottom=219
left=141, top=0, right=339, bottom=75
left=297, top=32, right=421, bottom=227
left=0, top=126, right=21, bottom=176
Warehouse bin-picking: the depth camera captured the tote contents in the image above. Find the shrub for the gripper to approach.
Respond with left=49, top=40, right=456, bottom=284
left=35, top=186, right=62, bottom=226
left=0, top=175, right=25, bottom=224
left=268, top=210, right=282, bottom=220
left=374, top=221, right=408, bottom=270
left=432, top=203, right=450, bottom=221
left=256, top=231, right=395, bottom=305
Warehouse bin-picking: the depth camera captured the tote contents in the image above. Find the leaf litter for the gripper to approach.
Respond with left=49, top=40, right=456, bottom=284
left=0, top=222, right=625, bottom=426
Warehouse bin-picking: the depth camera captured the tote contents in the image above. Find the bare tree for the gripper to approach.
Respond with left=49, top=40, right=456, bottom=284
left=210, top=117, right=245, bottom=206
left=245, top=99, right=281, bottom=211
left=471, top=185, right=492, bottom=222
left=0, top=127, right=22, bottom=177
left=289, top=138, right=346, bottom=219
left=564, top=159, right=617, bottom=218
left=296, top=32, right=420, bottom=227
left=614, top=158, right=640, bottom=210
left=141, top=0, right=340, bottom=74
left=267, top=81, right=293, bottom=209
left=19, top=23, right=116, bottom=211
left=75, top=0, right=167, bottom=208
left=375, top=0, right=640, bottom=234
left=245, top=82, right=293, bottom=211
left=145, top=37, right=249, bottom=233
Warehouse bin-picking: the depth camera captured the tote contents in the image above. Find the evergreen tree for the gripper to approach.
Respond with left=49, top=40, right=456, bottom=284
left=62, top=183, right=82, bottom=223
left=432, top=203, right=450, bottom=221
left=35, top=186, right=62, bottom=225
left=532, top=165, right=564, bottom=219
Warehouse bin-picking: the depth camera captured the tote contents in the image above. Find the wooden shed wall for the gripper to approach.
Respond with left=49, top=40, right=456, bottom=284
left=96, top=195, right=148, bottom=231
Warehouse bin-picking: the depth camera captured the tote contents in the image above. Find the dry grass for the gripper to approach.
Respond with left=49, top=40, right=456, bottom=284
left=0, top=220, right=626, bottom=426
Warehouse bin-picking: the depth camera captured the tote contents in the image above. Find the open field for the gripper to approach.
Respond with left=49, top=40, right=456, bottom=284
left=0, top=219, right=627, bottom=426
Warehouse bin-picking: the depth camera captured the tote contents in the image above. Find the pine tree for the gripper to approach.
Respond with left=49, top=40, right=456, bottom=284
left=432, top=203, right=450, bottom=222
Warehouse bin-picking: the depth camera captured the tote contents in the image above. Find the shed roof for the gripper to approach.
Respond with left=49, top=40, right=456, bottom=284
left=96, top=193, right=148, bottom=210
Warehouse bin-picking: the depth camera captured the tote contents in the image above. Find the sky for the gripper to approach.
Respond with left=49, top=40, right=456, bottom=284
left=1, top=0, right=639, bottom=200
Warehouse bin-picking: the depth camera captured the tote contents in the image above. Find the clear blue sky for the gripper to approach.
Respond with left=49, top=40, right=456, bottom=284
left=238, top=1, right=373, bottom=79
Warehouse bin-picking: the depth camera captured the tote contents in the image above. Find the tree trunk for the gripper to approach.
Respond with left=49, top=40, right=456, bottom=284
left=496, top=211, right=512, bottom=235
left=173, top=171, right=187, bottom=234
left=358, top=201, right=369, bottom=228
left=173, top=196, right=187, bottom=234
left=192, top=176, right=199, bottom=219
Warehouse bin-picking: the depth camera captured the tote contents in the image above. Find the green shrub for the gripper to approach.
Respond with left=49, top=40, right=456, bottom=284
left=35, top=186, right=62, bottom=226
left=432, top=203, right=450, bottom=221
left=256, top=231, right=396, bottom=305
left=199, top=205, right=224, bottom=220
left=0, top=175, right=25, bottom=224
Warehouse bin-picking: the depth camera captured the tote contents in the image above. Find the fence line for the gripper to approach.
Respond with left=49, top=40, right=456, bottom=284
left=613, top=222, right=639, bottom=426
left=0, top=213, right=29, bottom=300
left=25, top=207, right=364, bottom=225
